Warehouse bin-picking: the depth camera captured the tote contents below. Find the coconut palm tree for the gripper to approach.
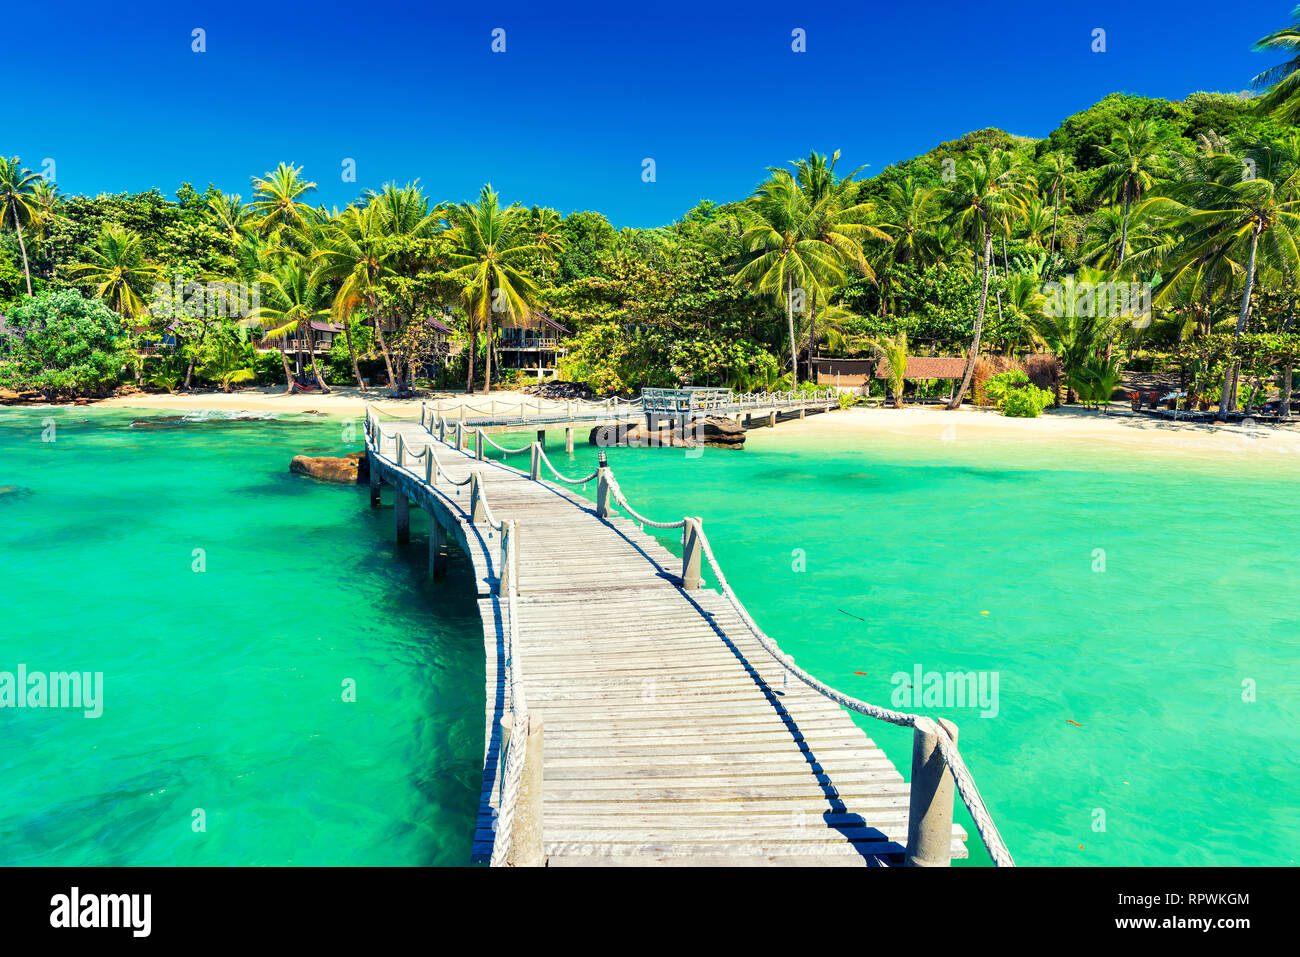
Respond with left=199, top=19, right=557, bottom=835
left=1158, top=152, right=1300, bottom=419
left=249, top=163, right=318, bottom=240
left=64, top=224, right=160, bottom=321
left=312, top=203, right=397, bottom=390
left=942, top=148, right=1032, bottom=408
left=247, top=254, right=332, bottom=393
left=1252, top=7, right=1300, bottom=123
left=0, top=157, right=42, bottom=295
left=441, top=185, right=545, bottom=394
left=734, top=170, right=852, bottom=382
left=208, top=193, right=250, bottom=239
left=1093, top=121, right=1165, bottom=271
left=1037, top=151, right=1076, bottom=253
left=871, top=332, right=909, bottom=408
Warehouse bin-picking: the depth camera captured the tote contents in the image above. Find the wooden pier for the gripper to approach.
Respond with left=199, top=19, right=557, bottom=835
left=363, top=392, right=1013, bottom=867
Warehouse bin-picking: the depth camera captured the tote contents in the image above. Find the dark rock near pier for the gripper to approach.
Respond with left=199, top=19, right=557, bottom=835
left=290, top=451, right=368, bottom=484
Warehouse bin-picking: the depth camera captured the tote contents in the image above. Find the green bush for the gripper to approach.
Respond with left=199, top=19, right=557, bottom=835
left=1001, top=384, right=1055, bottom=417
left=0, top=289, right=126, bottom=398
left=985, top=370, right=1031, bottom=407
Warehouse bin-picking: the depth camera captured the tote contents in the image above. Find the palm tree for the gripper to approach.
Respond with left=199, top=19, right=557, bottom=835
left=942, top=148, right=1031, bottom=408
left=0, top=157, right=42, bottom=295
left=1158, top=153, right=1300, bottom=420
left=1252, top=7, right=1300, bottom=123
left=871, top=332, right=909, bottom=408
left=312, top=203, right=395, bottom=390
left=208, top=193, right=250, bottom=239
left=249, top=163, right=318, bottom=240
left=1093, top=121, right=1165, bottom=271
left=1037, top=151, right=1076, bottom=253
left=247, top=254, right=332, bottom=393
left=64, top=225, right=160, bottom=321
left=878, top=176, right=941, bottom=268
left=441, top=185, right=545, bottom=394
left=734, top=169, right=850, bottom=382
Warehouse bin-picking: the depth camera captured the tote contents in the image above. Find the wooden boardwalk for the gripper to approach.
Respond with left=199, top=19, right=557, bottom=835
left=366, top=405, right=974, bottom=866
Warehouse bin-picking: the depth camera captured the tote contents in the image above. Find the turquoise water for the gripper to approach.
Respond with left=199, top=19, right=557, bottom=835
left=0, top=409, right=483, bottom=865
left=3, top=408, right=1297, bottom=866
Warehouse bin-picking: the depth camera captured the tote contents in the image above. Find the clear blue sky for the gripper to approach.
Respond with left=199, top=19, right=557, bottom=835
left=3, top=0, right=1290, bottom=226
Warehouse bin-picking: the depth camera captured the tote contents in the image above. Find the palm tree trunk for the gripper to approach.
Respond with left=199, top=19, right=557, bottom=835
left=465, top=324, right=476, bottom=393
left=308, top=327, right=331, bottom=392
left=948, top=230, right=993, bottom=410
left=1117, top=190, right=1131, bottom=270
left=11, top=200, right=32, bottom=296
left=481, top=313, right=493, bottom=395
left=786, top=274, right=798, bottom=384
left=1282, top=362, right=1294, bottom=417
left=281, top=349, right=296, bottom=394
left=372, top=315, right=396, bottom=388
left=1050, top=194, right=1059, bottom=254
left=342, top=319, right=364, bottom=390
left=1218, top=226, right=1260, bottom=422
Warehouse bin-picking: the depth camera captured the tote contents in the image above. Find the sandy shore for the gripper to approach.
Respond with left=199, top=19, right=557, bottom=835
left=54, top=388, right=1300, bottom=458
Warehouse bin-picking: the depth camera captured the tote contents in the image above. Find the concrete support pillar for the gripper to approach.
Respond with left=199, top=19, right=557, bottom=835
left=799, top=407, right=806, bottom=420
left=681, top=516, right=703, bottom=590
left=369, top=453, right=381, bottom=505
left=536, top=428, right=546, bottom=445
left=501, top=711, right=546, bottom=867
left=395, top=492, right=410, bottom=544
left=905, top=717, right=958, bottom=867
left=768, top=410, right=777, bottom=428
left=744, top=413, right=752, bottom=428
left=565, top=427, right=574, bottom=454
left=429, top=516, right=448, bottom=576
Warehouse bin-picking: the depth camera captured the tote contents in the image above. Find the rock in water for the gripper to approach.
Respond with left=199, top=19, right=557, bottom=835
left=589, top=416, right=745, bottom=449
left=290, top=451, right=369, bottom=484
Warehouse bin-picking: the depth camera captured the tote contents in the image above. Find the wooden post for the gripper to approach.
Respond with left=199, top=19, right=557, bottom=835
left=536, top=428, right=545, bottom=445
left=469, top=472, right=486, bottom=524
left=768, top=410, right=777, bottom=428
left=395, top=492, right=410, bottom=543
left=456, top=422, right=466, bottom=451
left=799, top=407, right=806, bottom=420
left=369, top=453, right=381, bottom=505
left=438, top=418, right=446, bottom=442
left=565, top=426, right=574, bottom=454
left=681, top=516, right=703, bottom=589
left=498, top=520, right=515, bottom=595
left=529, top=442, right=541, bottom=481
left=429, top=515, right=448, bottom=576
left=905, top=717, right=958, bottom=867
left=502, top=711, right=546, bottom=867
left=475, top=430, right=485, bottom=461
left=595, top=452, right=610, bottom=520
left=425, top=453, right=434, bottom=486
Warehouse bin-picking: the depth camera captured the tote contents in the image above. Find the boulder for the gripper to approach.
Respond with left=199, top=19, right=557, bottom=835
left=589, top=416, right=745, bottom=450
left=290, top=451, right=368, bottom=484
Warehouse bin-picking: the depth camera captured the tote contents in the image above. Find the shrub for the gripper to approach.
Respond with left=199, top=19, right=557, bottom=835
left=1001, top=384, right=1055, bottom=417
left=985, top=369, right=1031, bottom=407
left=0, top=289, right=126, bottom=399
left=971, top=354, right=1023, bottom=406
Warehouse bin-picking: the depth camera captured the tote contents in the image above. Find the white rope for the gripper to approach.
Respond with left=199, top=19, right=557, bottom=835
left=477, top=430, right=533, bottom=455
left=690, top=520, right=1015, bottom=868
left=490, top=524, right=527, bottom=867
left=603, top=472, right=687, bottom=530
left=536, top=447, right=599, bottom=485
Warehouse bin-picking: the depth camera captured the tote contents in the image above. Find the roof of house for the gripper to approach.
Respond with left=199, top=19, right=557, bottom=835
left=424, top=316, right=453, bottom=335
left=812, top=357, right=874, bottom=374
left=309, top=320, right=342, bottom=333
left=875, top=356, right=968, bottom=379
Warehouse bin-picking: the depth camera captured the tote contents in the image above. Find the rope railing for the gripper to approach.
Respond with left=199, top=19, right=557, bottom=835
left=595, top=457, right=1016, bottom=868
left=490, top=521, right=529, bottom=867
left=536, top=447, right=600, bottom=486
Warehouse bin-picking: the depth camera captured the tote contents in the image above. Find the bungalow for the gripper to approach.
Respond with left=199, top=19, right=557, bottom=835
left=498, top=311, right=571, bottom=379
left=812, top=354, right=968, bottom=400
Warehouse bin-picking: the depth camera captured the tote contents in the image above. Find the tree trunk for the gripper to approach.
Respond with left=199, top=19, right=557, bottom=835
left=786, top=273, right=798, bottom=384
left=1050, top=196, right=1059, bottom=254
left=481, top=312, right=493, bottom=395
left=807, top=287, right=818, bottom=381
left=1218, top=226, right=1260, bottom=422
left=11, top=200, right=32, bottom=296
left=372, top=315, right=396, bottom=388
left=308, top=327, right=331, bottom=392
left=1117, top=191, right=1131, bottom=270
left=342, top=318, right=364, bottom=390
left=281, top=349, right=296, bottom=394
left=465, top=324, right=476, bottom=393
left=1282, top=363, right=1294, bottom=417
left=948, top=230, right=993, bottom=409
